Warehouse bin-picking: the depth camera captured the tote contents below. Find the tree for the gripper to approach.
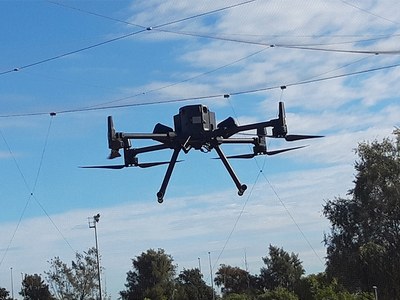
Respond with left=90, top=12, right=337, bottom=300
left=323, top=131, right=400, bottom=300
left=257, top=287, right=298, bottom=300
left=223, top=294, right=251, bottom=300
left=296, top=273, right=374, bottom=300
left=175, top=268, right=215, bottom=300
left=20, top=274, right=54, bottom=300
left=120, top=248, right=176, bottom=300
left=214, top=264, right=253, bottom=296
left=45, top=247, right=100, bottom=300
left=260, top=245, right=304, bottom=292
left=0, top=287, right=12, bottom=300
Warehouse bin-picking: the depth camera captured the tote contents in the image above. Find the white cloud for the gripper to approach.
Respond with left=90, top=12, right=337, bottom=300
left=1, top=1, right=400, bottom=299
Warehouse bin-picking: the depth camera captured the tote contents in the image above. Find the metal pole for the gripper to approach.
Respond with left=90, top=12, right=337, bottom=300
left=373, top=286, right=378, bottom=300
left=10, top=267, right=14, bottom=300
left=94, top=220, right=102, bottom=300
left=89, top=214, right=102, bottom=300
left=208, top=252, right=215, bottom=300
left=21, top=273, right=25, bottom=298
left=198, top=257, right=201, bottom=273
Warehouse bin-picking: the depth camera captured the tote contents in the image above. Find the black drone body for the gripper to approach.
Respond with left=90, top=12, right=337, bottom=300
left=83, top=102, right=322, bottom=203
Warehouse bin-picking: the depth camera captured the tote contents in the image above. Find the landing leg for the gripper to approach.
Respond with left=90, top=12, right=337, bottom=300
left=213, top=144, right=247, bottom=196
left=157, top=148, right=181, bottom=203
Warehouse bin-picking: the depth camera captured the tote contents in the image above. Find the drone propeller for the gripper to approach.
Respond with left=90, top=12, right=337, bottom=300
left=283, top=134, right=324, bottom=141
left=81, top=160, right=181, bottom=169
left=81, top=164, right=126, bottom=169
left=138, top=161, right=181, bottom=168
left=267, top=133, right=324, bottom=141
left=224, top=145, right=307, bottom=159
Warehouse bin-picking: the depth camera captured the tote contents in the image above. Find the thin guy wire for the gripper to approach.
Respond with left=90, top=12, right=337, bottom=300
left=339, top=0, right=400, bottom=25
left=1, top=61, right=399, bottom=118
left=30, top=115, right=76, bottom=252
left=1, top=0, right=257, bottom=76
left=261, top=173, right=325, bottom=265
left=86, top=46, right=270, bottom=109
left=0, top=129, right=34, bottom=268
left=48, top=0, right=399, bottom=49
left=212, top=169, right=263, bottom=272
left=0, top=116, right=75, bottom=269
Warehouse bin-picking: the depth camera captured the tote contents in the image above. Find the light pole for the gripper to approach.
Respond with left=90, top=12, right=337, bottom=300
left=10, top=267, right=14, bottom=300
left=198, top=257, right=201, bottom=273
left=373, top=286, right=378, bottom=300
left=21, top=273, right=26, bottom=298
left=89, top=213, right=102, bottom=300
left=208, top=252, right=215, bottom=300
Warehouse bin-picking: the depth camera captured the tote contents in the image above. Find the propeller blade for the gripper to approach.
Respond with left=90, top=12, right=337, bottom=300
left=284, top=134, right=324, bottom=141
left=81, top=160, right=183, bottom=169
left=218, top=145, right=307, bottom=159
left=266, top=145, right=307, bottom=155
left=137, top=161, right=180, bottom=168
left=226, top=153, right=256, bottom=159
left=80, top=164, right=126, bottom=169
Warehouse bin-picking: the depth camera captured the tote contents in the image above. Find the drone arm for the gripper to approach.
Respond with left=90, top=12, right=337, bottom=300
left=218, top=138, right=257, bottom=144
left=131, top=143, right=172, bottom=155
left=156, top=147, right=181, bottom=203
left=121, top=143, right=173, bottom=166
left=213, top=144, right=247, bottom=196
left=233, top=120, right=277, bottom=135
left=117, top=132, right=175, bottom=140
left=217, top=120, right=277, bottom=138
left=216, top=102, right=287, bottom=138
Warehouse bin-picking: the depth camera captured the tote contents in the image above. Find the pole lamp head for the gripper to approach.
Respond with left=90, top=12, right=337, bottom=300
left=94, top=213, right=100, bottom=223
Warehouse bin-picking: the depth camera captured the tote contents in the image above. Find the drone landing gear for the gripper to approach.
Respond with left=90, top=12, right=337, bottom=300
left=156, top=147, right=181, bottom=203
left=214, top=144, right=247, bottom=197
left=238, top=184, right=247, bottom=196
left=157, top=192, right=164, bottom=203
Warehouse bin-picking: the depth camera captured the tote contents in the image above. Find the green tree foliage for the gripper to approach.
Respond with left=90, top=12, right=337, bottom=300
left=297, top=273, right=374, bottom=300
left=175, top=268, right=215, bottom=300
left=45, top=247, right=100, bottom=300
left=120, top=248, right=176, bottom=300
left=260, top=245, right=304, bottom=292
left=257, top=287, right=299, bottom=300
left=323, top=131, right=400, bottom=299
left=0, top=287, right=12, bottom=300
left=20, top=274, right=54, bottom=300
left=223, top=293, right=251, bottom=300
left=214, top=264, right=249, bottom=296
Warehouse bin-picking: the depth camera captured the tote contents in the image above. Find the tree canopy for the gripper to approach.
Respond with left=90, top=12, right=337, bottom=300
left=214, top=264, right=252, bottom=296
left=0, top=287, right=12, bottom=300
left=120, top=248, right=176, bottom=300
left=323, top=130, right=400, bottom=299
left=45, top=247, right=100, bottom=300
left=260, top=244, right=304, bottom=292
left=175, top=268, right=215, bottom=300
left=20, top=273, right=54, bottom=300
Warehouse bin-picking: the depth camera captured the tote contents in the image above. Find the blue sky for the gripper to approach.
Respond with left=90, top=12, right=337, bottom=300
left=1, top=0, right=400, bottom=298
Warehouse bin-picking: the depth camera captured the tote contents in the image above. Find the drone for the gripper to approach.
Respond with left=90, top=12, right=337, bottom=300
left=83, top=102, right=322, bottom=203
